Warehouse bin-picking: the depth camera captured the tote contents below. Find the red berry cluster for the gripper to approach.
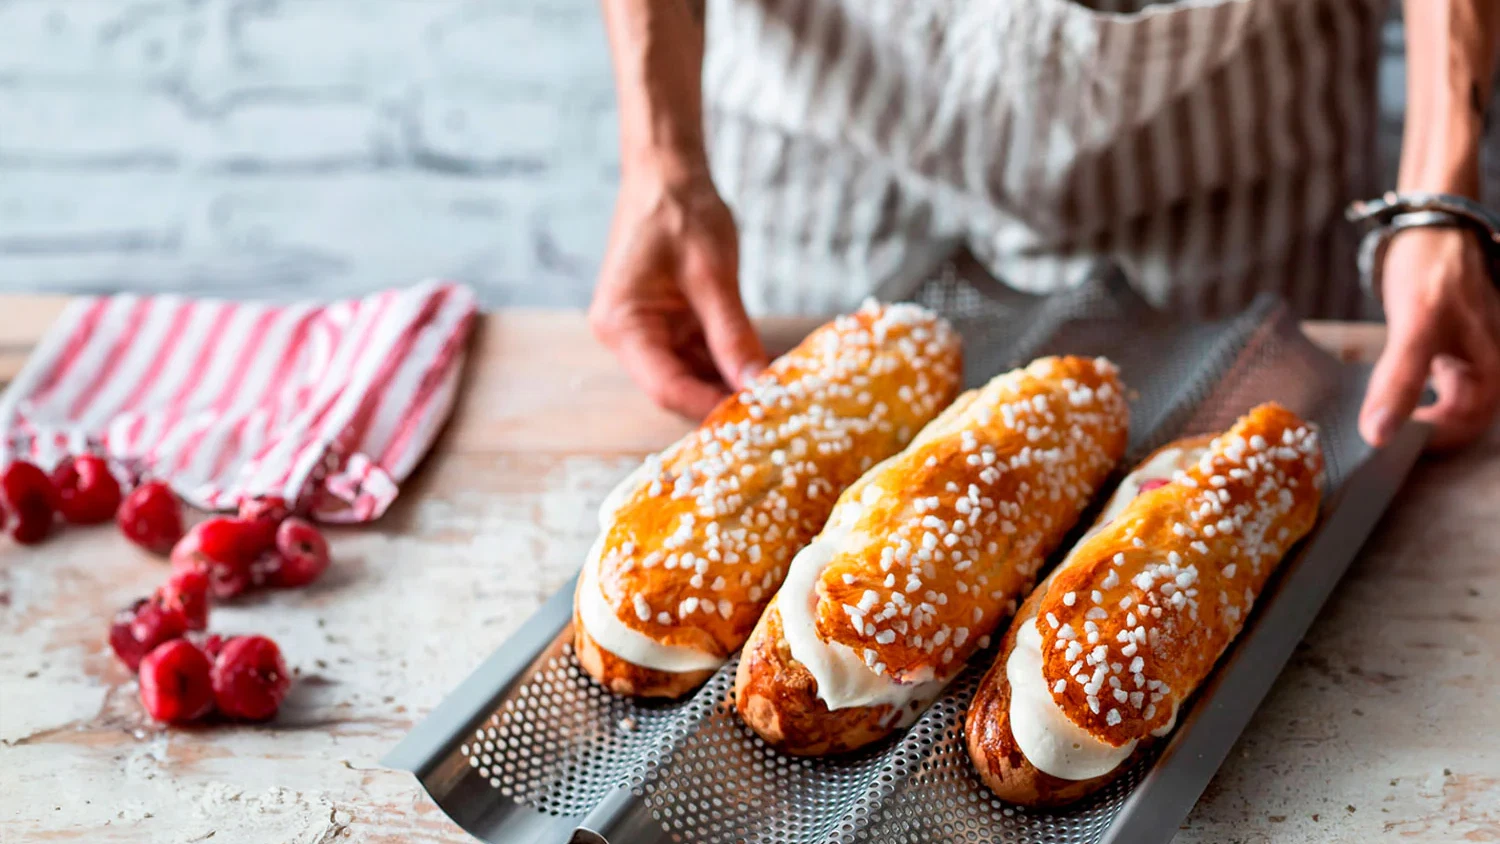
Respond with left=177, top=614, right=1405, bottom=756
left=171, top=502, right=331, bottom=599
left=4, top=457, right=330, bottom=725
left=136, top=634, right=291, bottom=725
left=114, top=493, right=327, bottom=723
left=2, top=455, right=124, bottom=543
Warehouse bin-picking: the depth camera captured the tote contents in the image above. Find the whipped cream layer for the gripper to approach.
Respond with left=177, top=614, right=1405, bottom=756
left=1007, top=618, right=1137, bottom=779
left=779, top=484, right=948, bottom=722
left=1006, top=447, right=1197, bottom=779
left=1091, top=446, right=1201, bottom=529
left=576, top=462, right=724, bottom=673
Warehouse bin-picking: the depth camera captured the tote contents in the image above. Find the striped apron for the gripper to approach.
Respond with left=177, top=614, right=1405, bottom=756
left=703, top=0, right=1387, bottom=318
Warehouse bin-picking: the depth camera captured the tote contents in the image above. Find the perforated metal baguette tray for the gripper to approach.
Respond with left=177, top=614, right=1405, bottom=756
left=385, top=267, right=1427, bottom=844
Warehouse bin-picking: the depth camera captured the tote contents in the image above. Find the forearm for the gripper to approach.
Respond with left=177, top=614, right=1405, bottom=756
left=1399, top=0, right=1500, bottom=197
left=603, top=0, right=710, bottom=181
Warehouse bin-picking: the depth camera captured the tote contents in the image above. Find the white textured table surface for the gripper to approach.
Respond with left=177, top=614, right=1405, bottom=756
left=1, top=302, right=1496, bottom=843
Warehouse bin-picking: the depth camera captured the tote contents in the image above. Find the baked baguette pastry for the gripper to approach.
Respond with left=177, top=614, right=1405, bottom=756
left=734, top=356, right=1129, bottom=754
left=965, top=403, right=1324, bottom=807
left=574, top=301, right=963, bottom=698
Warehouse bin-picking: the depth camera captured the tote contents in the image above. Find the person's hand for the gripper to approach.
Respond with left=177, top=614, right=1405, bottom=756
left=1360, top=227, right=1500, bottom=450
left=590, top=168, right=767, bottom=419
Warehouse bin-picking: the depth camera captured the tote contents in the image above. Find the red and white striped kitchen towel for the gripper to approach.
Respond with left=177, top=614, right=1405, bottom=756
left=0, top=281, right=477, bottom=523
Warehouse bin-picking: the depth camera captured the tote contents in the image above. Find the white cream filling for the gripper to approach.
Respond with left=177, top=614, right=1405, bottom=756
left=779, top=484, right=948, bottom=723
left=576, top=460, right=725, bottom=673
left=1006, top=617, right=1181, bottom=780
left=1007, top=618, right=1137, bottom=779
left=1090, top=446, right=1203, bottom=531
left=577, top=535, right=724, bottom=672
left=1007, top=452, right=1197, bottom=780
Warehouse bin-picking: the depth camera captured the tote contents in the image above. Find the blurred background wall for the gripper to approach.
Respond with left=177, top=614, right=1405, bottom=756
left=0, top=1, right=1473, bottom=308
left=0, top=0, right=616, bottom=306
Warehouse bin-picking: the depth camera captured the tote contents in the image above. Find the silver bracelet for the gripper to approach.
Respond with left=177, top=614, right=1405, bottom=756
left=1346, top=191, right=1500, bottom=305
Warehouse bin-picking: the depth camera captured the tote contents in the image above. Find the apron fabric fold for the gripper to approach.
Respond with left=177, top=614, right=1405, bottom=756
left=706, top=0, right=1387, bottom=319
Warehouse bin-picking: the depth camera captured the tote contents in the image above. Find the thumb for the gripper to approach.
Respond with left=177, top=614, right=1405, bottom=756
left=683, top=259, right=768, bottom=391
left=1359, top=317, right=1437, bottom=447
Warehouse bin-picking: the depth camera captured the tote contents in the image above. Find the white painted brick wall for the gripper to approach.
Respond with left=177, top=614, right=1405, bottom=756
left=0, top=0, right=618, bottom=306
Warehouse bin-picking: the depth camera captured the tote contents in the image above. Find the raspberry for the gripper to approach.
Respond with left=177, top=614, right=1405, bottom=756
left=108, top=597, right=189, bottom=672
left=156, top=569, right=212, bottom=631
left=267, top=518, right=331, bottom=589
left=138, top=639, right=215, bottom=723
left=50, top=455, right=123, bottom=525
left=117, top=481, right=184, bottom=555
left=170, top=517, right=263, bottom=599
left=1, top=460, right=57, bottom=545
left=211, top=635, right=290, bottom=721
left=238, top=496, right=290, bottom=552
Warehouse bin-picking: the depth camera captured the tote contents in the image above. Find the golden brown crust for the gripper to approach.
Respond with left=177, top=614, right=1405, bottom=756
left=577, top=302, right=963, bottom=698
left=812, top=355, right=1128, bottom=680
left=734, top=356, right=1130, bottom=754
left=570, top=595, right=714, bottom=699
left=1039, top=403, right=1323, bottom=744
left=965, top=403, right=1325, bottom=806
left=734, top=599, right=919, bottom=755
